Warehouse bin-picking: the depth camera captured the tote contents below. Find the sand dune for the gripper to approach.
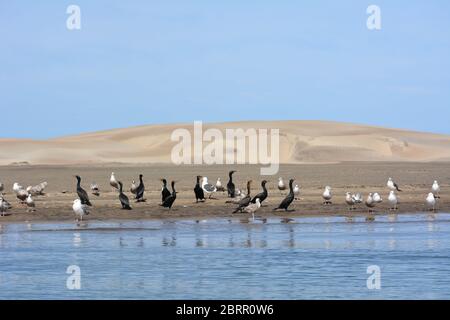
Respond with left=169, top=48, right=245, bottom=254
left=2, top=120, right=450, bottom=165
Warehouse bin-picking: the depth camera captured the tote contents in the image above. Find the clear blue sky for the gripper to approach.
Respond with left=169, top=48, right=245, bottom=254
left=1, top=1, right=449, bottom=138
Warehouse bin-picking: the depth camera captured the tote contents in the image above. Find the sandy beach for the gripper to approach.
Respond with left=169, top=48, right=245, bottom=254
left=0, top=162, right=448, bottom=223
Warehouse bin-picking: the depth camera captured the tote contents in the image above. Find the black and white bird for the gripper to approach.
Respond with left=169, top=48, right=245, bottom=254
left=130, top=180, right=137, bottom=195
left=90, top=182, right=100, bottom=196
left=110, top=172, right=119, bottom=191
left=160, top=179, right=171, bottom=203
left=233, top=180, right=252, bottom=213
left=387, top=177, right=402, bottom=192
left=432, top=180, right=440, bottom=198
left=251, top=180, right=268, bottom=205
left=0, top=195, right=12, bottom=216
left=14, top=184, right=28, bottom=204
left=75, top=175, right=92, bottom=206
left=244, top=198, right=261, bottom=220
left=118, top=181, right=132, bottom=210
left=72, top=199, right=90, bottom=221
left=365, top=193, right=378, bottom=213
left=0, top=181, right=4, bottom=194
left=135, top=174, right=145, bottom=202
left=194, top=175, right=205, bottom=203
left=274, top=179, right=295, bottom=211
left=227, top=170, right=237, bottom=198
left=215, top=178, right=226, bottom=192
left=26, top=194, right=36, bottom=212
left=345, top=192, right=356, bottom=210
left=160, top=181, right=177, bottom=210
left=202, top=177, right=217, bottom=199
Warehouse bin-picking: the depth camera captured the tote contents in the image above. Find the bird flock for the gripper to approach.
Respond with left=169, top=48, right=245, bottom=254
left=0, top=172, right=444, bottom=221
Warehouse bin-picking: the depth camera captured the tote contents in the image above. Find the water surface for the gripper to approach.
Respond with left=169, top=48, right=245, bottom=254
left=1, top=214, right=449, bottom=299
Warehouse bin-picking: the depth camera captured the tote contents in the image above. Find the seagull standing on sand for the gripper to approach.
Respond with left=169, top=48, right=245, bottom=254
left=15, top=187, right=28, bottom=204
left=244, top=198, right=261, bottom=221
left=110, top=172, right=119, bottom=191
left=0, top=195, right=12, bottom=216
left=322, top=186, right=332, bottom=205
left=278, top=177, right=286, bottom=194
left=90, top=182, right=100, bottom=196
left=365, top=193, right=376, bottom=213
left=202, top=177, right=217, bottom=199
left=388, top=191, right=398, bottom=211
left=387, top=178, right=402, bottom=192
left=373, top=192, right=383, bottom=204
left=432, top=180, right=440, bottom=198
left=130, top=180, right=137, bottom=195
left=72, top=199, right=89, bottom=221
left=135, top=174, right=145, bottom=202
left=426, top=192, right=437, bottom=212
left=75, top=175, right=92, bottom=206
left=345, top=192, right=356, bottom=210
left=13, top=182, right=23, bottom=194
left=227, top=170, right=236, bottom=198
left=293, top=184, right=300, bottom=200
left=274, top=179, right=295, bottom=211
left=118, top=181, right=132, bottom=210
left=26, top=194, right=36, bottom=212
left=215, top=178, right=225, bottom=192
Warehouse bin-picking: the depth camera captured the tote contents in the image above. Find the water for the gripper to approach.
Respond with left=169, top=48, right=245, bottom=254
left=1, top=214, right=450, bottom=299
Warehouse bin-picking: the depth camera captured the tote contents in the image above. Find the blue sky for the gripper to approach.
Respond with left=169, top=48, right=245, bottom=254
left=1, top=1, right=449, bottom=138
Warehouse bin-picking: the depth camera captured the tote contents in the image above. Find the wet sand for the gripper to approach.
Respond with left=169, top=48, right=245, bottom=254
left=0, top=162, right=448, bottom=223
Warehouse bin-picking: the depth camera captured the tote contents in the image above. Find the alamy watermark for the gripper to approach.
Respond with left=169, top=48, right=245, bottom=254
left=171, top=121, right=280, bottom=175
left=66, top=265, right=81, bottom=290
left=366, top=265, right=381, bottom=290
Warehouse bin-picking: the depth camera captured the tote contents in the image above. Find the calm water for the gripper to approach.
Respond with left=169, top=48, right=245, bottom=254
left=1, top=214, right=450, bottom=299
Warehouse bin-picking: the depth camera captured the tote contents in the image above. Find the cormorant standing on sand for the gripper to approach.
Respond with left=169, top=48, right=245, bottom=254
left=135, top=174, right=146, bottom=202
left=161, top=179, right=171, bottom=203
left=75, top=175, right=92, bottom=206
left=273, top=179, right=295, bottom=212
left=194, top=176, right=205, bottom=203
left=227, top=170, right=236, bottom=198
left=161, top=181, right=177, bottom=210
left=251, top=180, right=268, bottom=205
left=118, top=181, right=132, bottom=210
left=233, top=180, right=252, bottom=213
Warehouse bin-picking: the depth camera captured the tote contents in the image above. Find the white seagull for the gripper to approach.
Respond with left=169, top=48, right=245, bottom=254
left=90, top=182, right=100, bottom=196
left=130, top=180, right=137, bottom=195
left=372, top=192, right=383, bottom=204
left=365, top=193, right=376, bottom=213
left=388, top=191, right=398, bottom=211
left=426, top=192, right=437, bottom=212
left=201, top=177, right=217, bottom=199
left=387, top=177, right=402, bottom=192
left=110, top=172, right=119, bottom=191
left=243, top=198, right=261, bottom=221
left=345, top=192, right=356, bottom=210
left=26, top=194, right=36, bottom=212
left=322, top=186, right=332, bottom=205
left=72, top=199, right=90, bottom=221
left=278, top=177, right=286, bottom=194
left=215, top=178, right=225, bottom=192
left=431, top=180, right=440, bottom=198
left=293, top=184, right=300, bottom=200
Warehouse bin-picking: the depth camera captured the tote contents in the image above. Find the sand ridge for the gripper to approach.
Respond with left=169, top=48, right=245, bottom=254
left=1, top=120, right=450, bottom=165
